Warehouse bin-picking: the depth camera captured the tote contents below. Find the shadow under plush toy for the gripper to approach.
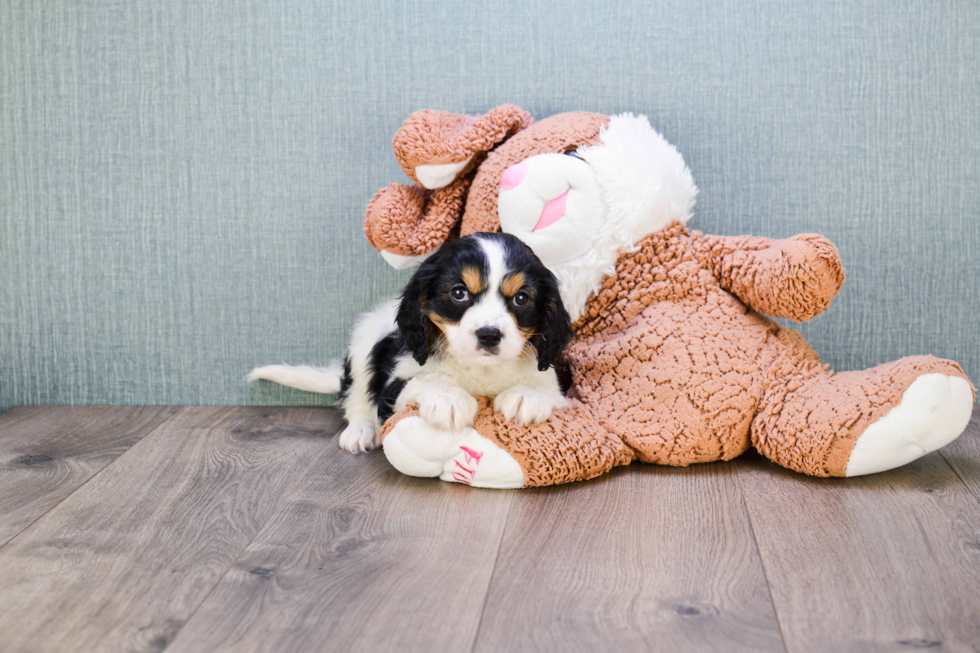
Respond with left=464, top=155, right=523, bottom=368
left=364, top=105, right=976, bottom=489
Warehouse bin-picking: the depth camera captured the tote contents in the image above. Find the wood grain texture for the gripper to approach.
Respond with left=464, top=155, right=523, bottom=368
left=0, top=406, right=340, bottom=653
left=941, top=407, right=980, bottom=505
left=166, top=442, right=515, bottom=653
left=0, top=405, right=179, bottom=546
left=735, top=447, right=980, bottom=653
left=472, top=463, right=784, bottom=653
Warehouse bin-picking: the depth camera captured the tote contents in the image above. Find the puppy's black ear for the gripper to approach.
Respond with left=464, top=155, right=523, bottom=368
left=396, top=258, right=441, bottom=365
left=534, top=272, right=573, bottom=372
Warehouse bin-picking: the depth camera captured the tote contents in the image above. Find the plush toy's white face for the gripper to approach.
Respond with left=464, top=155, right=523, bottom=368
left=497, top=115, right=698, bottom=275
left=495, top=115, right=698, bottom=320
left=497, top=152, right=606, bottom=270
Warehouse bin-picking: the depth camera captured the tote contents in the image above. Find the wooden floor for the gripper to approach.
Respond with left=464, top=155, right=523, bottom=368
left=1, top=407, right=979, bottom=653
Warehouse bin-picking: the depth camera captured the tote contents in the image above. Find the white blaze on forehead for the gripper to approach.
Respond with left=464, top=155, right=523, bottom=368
left=476, top=235, right=508, bottom=290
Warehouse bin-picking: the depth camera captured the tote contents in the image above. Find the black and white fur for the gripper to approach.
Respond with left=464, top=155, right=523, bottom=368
left=249, top=233, right=573, bottom=453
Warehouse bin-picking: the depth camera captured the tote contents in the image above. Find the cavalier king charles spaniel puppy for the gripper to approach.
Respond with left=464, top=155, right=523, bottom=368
left=249, top=233, right=573, bottom=453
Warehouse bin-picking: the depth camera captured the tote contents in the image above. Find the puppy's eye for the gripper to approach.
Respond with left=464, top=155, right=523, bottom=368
left=512, top=291, right=529, bottom=307
left=450, top=286, right=469, bottom=302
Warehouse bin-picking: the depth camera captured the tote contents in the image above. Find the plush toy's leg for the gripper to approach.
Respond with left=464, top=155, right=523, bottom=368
left=382, top=415, right=524, bottom=489
left=844, top=373, right=973, bottom=476
left=752, top=356, right=974, bottom=477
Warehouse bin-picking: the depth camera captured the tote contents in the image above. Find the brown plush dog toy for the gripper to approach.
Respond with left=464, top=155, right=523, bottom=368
left=364, top=105, right=975, bottom=488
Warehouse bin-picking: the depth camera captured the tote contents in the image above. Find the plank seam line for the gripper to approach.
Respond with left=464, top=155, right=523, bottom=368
left=939, top=410, right=980, bottom=506
left=467, top=491, right=516, bottom=653
left=159, top=413, right=345, bottom=652
left=732, top=462, right=790, bottom=653
left=0, top=407, right=185, bottom=550
left=939, top=449, right=980, bottom=506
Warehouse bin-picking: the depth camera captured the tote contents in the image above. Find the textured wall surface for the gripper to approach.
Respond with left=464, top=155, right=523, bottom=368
left=1, top=0, right=978, bottom=411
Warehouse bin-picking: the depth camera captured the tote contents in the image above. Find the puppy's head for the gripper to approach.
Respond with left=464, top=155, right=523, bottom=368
left=397, top=233, right=572, bottom=371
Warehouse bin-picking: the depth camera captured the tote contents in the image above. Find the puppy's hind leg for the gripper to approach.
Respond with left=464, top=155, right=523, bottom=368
left=338, top=418, right=380, bottom=454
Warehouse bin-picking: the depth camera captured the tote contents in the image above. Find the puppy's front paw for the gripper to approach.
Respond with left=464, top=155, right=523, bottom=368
left=419, top=386, right=478, bottom=432
left=338, top=419, right=380, bottom=453
left=494, top=386, right=557, bottom=425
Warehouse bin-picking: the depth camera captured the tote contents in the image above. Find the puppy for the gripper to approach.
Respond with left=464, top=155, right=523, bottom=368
left=249, top=232, right=573, bottom=453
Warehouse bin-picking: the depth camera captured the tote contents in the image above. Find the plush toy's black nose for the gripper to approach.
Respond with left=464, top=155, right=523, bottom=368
left=475, top=327, right=503, bottom=350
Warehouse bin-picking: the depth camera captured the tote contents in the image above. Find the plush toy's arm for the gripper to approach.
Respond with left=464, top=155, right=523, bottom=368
left=696, top=233, right=845, bottom=322
left=471, top=398, right=634, bottom=487
left=381, top=398, right=635, bottom=488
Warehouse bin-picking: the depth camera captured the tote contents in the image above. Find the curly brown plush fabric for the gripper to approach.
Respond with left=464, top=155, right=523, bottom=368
left=392, top=105, right=532, bottom=182
left=364, top=177, right=470, bottom=256
left=700, top=233, right=845, bottom=322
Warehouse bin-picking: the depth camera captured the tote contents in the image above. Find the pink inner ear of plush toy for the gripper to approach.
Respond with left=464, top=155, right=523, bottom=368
left=533, top=191, right=568, bottom=231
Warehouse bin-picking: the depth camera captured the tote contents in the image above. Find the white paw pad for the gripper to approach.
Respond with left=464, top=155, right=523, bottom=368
left=338, top=419, right=380, bottom=454
left=846, top=374, right=974, bottom=476
left=493, top=386, right=556, bottom=425
left=419, top=387, right=478, bottom=432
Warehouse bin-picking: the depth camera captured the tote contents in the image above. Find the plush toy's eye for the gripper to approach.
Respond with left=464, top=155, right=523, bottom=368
left=564, top=149, right=583, bottom=161
left=512, top=291, right=529, bottom=307
left=450, top=286, right=469, bottom=302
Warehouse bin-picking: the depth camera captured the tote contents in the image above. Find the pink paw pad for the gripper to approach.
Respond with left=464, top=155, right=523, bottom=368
left=500, top=161, right=528, bottom=191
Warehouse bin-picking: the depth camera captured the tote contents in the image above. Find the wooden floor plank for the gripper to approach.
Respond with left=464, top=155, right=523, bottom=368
left=0, top=406, right=340, bottom=653
left=472, top=463, right=784, bottom=653
left=0, top=406, right=180, bottom=546
left=166, top=444, right=515, bottom=653
left=940, top=406, right=980, bottom=504
left=735, top=448, right=980, bottom=653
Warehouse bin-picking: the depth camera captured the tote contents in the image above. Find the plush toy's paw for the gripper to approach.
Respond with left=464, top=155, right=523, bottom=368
left=338, top=418, right=380, bottom=454
left=494, top=386, right=559, bottom=425
left=418, top=386, right=478, bottom=432
left=846, top=373, right=974, bottom=476
left=439, top=430, right=524, bottom=489
left=382, top=417, right=524, bottom=489
left=383, top=416, right=459, bottom=477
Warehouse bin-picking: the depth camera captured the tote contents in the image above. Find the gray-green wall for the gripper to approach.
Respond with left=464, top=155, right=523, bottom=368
left=2, top=0, right=978, bottom=411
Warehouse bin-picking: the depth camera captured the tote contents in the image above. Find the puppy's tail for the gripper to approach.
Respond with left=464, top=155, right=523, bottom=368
left=247, top=362, right=345, bottom=395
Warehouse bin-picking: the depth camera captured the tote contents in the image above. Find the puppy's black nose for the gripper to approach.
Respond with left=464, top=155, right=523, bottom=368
left=475, top=327, right=503, bottom=350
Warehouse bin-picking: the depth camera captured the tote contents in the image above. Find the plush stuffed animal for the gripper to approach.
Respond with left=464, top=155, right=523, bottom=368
left=363, top=105, right=976, bottom=489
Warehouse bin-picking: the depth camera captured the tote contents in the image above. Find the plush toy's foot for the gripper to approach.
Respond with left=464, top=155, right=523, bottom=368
left=382, top=416, right=524, bottom=489
left=845, top=373, right=974, bottom=476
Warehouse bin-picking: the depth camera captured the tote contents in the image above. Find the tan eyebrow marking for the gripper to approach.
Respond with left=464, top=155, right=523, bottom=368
left=428, top=311, right=458, bottom=331
left=461, top=266, right=484, bottom=294
left=500, top=272, right=526, bottom=297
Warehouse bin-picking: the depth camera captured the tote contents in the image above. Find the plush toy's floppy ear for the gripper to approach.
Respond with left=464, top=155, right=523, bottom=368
left=365, top=105, right=533, bottom=266
left=395, top=255, right=443, bottom=365
left=533, top=271, right=573, bottom=372
left=394, top=105, right=533, bottom=189
left=365, top=176, right=469, bottom=264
